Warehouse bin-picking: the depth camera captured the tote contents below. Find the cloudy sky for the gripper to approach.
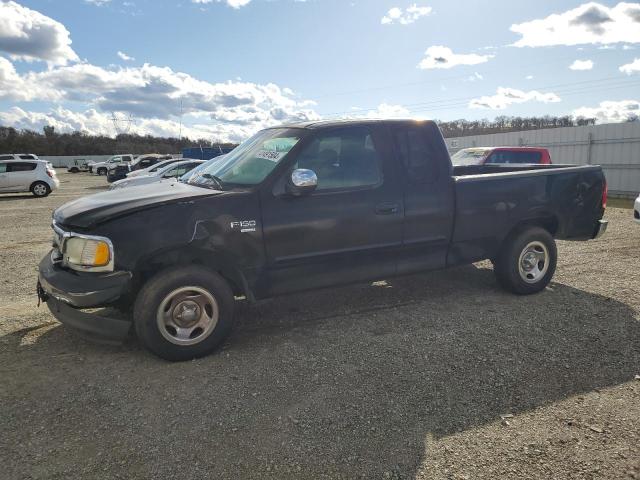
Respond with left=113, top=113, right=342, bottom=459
left=0, top=0, right=639, bottom=142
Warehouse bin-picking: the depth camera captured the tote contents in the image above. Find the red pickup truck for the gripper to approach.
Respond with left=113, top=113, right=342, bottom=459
left=451, top=147, right=552, bottom=166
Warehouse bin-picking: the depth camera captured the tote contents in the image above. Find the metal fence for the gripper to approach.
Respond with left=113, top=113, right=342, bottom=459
left=445, top=122, right=640, bottom=197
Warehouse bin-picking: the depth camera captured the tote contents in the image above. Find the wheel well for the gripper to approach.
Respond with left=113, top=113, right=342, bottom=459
left=510, top=216, right=559, bottom=238
left=494, top=216, right=559, bottom=261
left=133, top=247, right=247, bottom=300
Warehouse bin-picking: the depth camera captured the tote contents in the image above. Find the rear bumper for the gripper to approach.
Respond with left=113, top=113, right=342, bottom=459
left=634, top=196, right=640, bottom=224
left=593, top=219, right=608, bottom=239
left=37, top=252, right=132, bottom=341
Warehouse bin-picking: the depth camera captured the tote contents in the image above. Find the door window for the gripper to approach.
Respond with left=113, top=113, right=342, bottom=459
left=0, top=163, right=6, bottom=173
left=6, top=162, right=37, bottom=172
left=294, top=127, right=382, bottom=191
left=0, top=155, right=14, bottom=160
left=393, top=128, right=439, bottom=184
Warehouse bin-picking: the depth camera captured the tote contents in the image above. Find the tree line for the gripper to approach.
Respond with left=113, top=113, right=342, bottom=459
left=436, top=115, right=598, bottom=138
left=0, top=126, right=237, bottom=156
left=0, top=115, right=605, bottom=155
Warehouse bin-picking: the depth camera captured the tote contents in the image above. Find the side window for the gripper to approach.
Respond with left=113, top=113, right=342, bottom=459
left=0, top=163, right=6, bottom=173
left=294, top=127, right=382, bottom=191
left=0, top=155, right=14, bottom=160
left=7, top=162, right=37, bottom=172
left=393, top=128, right=439, bottom=183
left=19, top=155, right=35, bottom=160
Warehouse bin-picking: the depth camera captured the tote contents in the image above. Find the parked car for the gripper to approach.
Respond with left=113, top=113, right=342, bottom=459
left=106, top=154, right=173, bottom=183
left=67, top=159, right=90, bottom=173
left=0, top=153, right=40, bottom=161
left=89, top=155, right=134, bottom=175
left=110, top=160, right=204, bottom=190
left=634, top=193, right=640, bottom=224
left=177, top=155, right=227, bottom=183
left=451, top=147, right=552, bottom=166
left=126, top=158, right=183, bottom=178
left=0, top=159, right=59, bottom=197
left=37, top=119, right=607, bottom=361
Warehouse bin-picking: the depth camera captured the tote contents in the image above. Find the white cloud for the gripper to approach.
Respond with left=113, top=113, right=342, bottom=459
left=192, top=0, right=252, bottom=8
left=620, top=57, right=640, bottom=73
left=569, top=59, right=594, bottom=70
left=572, top=99, right=639, bottom=123
left=511, top=2, right=640, bottom=48
left=466, top=72, right=483, bottom=82
left=117, top=51, right=135, bottom=61
left=418, top=46, right=493, bottom=70
left=0, top=1, right=78, bottom=65
left=85, top=0, right=112, bottom=5
left=469, top=87, right=561, bottom=110
left=0, top=58, right=320, bottom=142
left=382, top=4, right=432, bottom=25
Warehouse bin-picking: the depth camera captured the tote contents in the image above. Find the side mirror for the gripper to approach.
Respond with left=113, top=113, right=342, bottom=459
left=287, top=169, right=318, bottom=196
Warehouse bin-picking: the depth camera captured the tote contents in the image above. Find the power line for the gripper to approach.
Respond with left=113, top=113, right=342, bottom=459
left=320, top=76, right=640, bottom=118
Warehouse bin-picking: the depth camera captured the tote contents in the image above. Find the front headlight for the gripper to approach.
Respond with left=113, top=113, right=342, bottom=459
left=63, top=235, right=114, bottom=272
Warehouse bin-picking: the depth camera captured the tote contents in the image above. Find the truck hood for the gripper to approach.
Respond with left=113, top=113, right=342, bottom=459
left=54, top=182, right=221, bottom=229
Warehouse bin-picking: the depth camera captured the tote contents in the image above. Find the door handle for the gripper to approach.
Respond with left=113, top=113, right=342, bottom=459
left=375, top=202, right=400, bottom=215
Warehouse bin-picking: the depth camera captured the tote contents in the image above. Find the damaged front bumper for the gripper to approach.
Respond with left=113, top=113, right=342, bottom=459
left=37, top=252, right=133, bottom=341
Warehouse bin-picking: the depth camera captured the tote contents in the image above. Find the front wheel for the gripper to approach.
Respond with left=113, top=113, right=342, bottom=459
left=97, top=167, right=107, bottom=176
left=493, top=227, right=557, bottom=295
left=133, top=266, right=235, bottom=361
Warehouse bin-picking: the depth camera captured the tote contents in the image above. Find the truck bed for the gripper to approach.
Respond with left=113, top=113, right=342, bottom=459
left=448, top=164, right=606, bottom=266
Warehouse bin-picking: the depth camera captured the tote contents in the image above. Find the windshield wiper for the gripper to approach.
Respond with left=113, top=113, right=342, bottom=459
left=199, top=173, right=225, bottom=190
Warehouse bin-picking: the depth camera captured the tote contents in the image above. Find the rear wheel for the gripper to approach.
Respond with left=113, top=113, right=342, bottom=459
left=493, top=227, right=557, bottom=294
left=69, top=167, right=79, bottom=173
left=31, top=181, right=51, bottom=197
left=97, top=167, right=107, bottom=176
left=133, top=266, right=235, bottom=361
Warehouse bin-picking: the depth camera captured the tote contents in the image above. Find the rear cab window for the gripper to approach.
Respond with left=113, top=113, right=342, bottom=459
left=393, top=126, right=440, bottom=184
left=485, top=151, right=542, bottom=164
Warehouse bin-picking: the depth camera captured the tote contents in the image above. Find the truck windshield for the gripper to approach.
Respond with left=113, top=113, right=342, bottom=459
left=187, top=128, right=302, bottom=188
left=451, top=148, right=491, bottom=166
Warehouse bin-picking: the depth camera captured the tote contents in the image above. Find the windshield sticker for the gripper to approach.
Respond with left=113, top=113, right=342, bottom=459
left=255, top=150, right=287, bottom=162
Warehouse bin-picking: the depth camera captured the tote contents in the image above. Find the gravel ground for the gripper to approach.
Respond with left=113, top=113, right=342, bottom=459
left=1, top=171, right=638, bottom=480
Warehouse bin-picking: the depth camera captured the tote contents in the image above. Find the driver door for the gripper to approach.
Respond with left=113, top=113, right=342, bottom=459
left=258, top=125, right=403, bottom=297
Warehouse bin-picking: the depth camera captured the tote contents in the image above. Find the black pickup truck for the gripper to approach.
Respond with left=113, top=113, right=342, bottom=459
left=37, top=120, right=608, bottom=361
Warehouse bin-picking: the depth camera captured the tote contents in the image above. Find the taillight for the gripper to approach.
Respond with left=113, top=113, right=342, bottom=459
left=46, top=169, right=53, bottom=178
left=602, top=180, right=607, bottom=209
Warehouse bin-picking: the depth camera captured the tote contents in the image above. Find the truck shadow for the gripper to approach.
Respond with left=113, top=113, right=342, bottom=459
left=3, top=264, right=639, bottom=479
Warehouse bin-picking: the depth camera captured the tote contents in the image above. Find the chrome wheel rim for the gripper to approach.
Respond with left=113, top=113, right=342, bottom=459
left=518, top=241, right=549, bottom=284
left=156, top=286, right=219, bottom=346
left=33, top=184, right=47, bottom=196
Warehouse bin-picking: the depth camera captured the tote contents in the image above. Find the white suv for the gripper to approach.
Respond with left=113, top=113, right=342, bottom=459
left=0, top=159, right=59, bottom=197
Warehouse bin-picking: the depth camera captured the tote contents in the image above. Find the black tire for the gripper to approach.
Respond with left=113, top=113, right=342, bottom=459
left=133, top=266, right=235, bottom=361
left=30, top=181, right=51, bottom=197
left=493, top=226, right=557, bottom=295
left=97, top=167, right=107, bottom=176
left=69, top=167, right=79, bottom=173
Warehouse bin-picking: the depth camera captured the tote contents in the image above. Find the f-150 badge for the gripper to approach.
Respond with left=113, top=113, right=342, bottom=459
left=230, top=220, right=257, bottom=233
